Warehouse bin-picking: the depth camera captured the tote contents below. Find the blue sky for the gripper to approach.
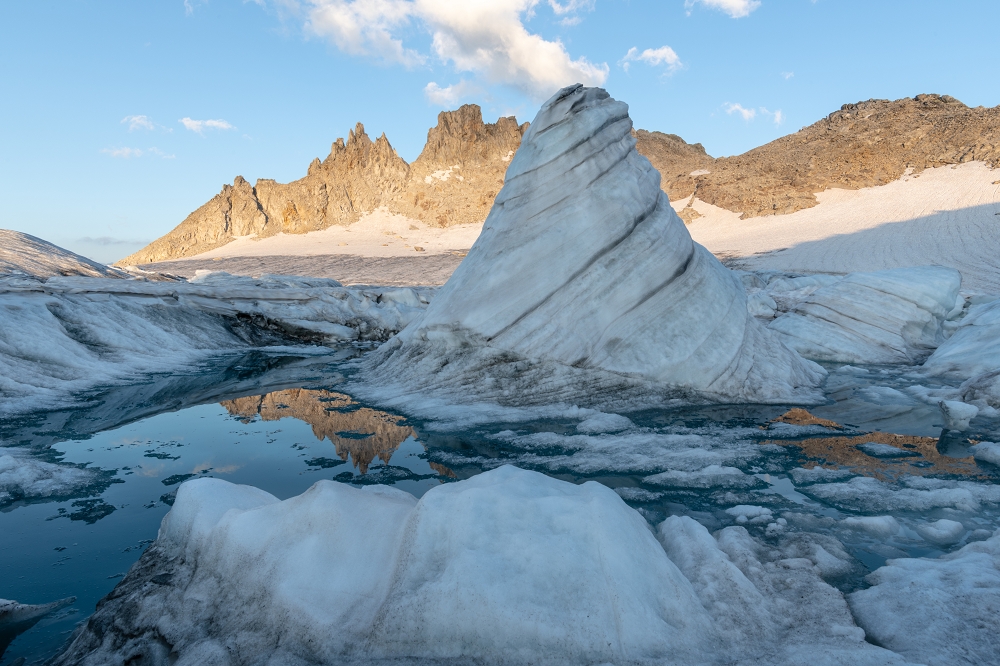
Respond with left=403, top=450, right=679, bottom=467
left=2, top=0, right=998, bottom=262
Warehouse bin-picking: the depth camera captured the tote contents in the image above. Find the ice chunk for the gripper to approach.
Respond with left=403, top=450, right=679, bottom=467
left=1, top=595, right=76, bottom=655
left=840, top=516, right=901, bottom=538
left=914, top=519, right=965, bottom=546
left=768, top=266, right=962, bottom=364
left=575, top=412, right=633, bottom=433
left=362, top=85, right=825, bottom=409
left=924, top=297, right=1000, bottom=379
left=970, top=441, right=1000, bottom=466
left=725, top=505, right=773, bottom=524
left=856, top=442, right=918, bottom=458
left=849, top=530, right=1000, bottom=665
left=938, top=399, right=978, bottom=431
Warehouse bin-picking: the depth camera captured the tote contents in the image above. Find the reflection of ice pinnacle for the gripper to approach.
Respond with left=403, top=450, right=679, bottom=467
left=221, top=389, right=414, bottom=473
left=365, top=85, right=825, bottom=407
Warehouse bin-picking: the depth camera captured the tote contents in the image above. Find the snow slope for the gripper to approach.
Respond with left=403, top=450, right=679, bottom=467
left=170, top=208, right=482, bottom=260
left=685, top=162, right=1000, bottom=293
left=54, top=467, right=912, bottom=665
left=0, top=272, right=433, bottom=414
left=362, top=85, right=825, bottom=409
left=0, top=229, right=128, bottom=279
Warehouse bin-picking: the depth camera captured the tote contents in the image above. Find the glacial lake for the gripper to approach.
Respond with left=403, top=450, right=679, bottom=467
left=2, top=348, right=999, bottom=664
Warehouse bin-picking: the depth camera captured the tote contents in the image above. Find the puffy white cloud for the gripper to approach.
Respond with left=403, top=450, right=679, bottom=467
left=304, top=0, right=424, bottom=66
left=685, top=0, right=761, bottom=19
left=725, top=104, right=784, bottom=126
left=620, top=46, right=681, bottom=73
left=424, top=80, right=479, bottom=106
left=724, top=102, right=756, bottom=121
left=121, top=115, right=155, bottom=131
left=300, top=0, right=607, bottom=98
left=179, top=117, right=235, bottom=133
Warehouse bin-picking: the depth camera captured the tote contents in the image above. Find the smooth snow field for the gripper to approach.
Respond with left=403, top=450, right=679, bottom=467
left=686, top=162, right=1000, bottom=293
left=2, top=348, right=1000, bottom=665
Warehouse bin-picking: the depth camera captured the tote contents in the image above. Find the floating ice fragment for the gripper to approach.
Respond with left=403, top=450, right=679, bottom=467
left=576, top=412, right=633, bottom=434
left=914, top=519, right=966, bottom=546
left=970, top=441, right=1000, bottom=466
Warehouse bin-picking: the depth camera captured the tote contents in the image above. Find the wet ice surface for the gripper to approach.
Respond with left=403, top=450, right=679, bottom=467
left=2, top=355, right=1000, bottom=664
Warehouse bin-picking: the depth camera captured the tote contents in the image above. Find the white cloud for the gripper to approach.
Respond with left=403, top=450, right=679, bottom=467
left=725, top=103, right=756, bottom=121
left=772, top=109, right=784, bottom=125
left=620, top=46, right=682, bottom=73
left=102, top=147, right=144, bottom=158
left=781, top=71, right=794, bottom=80
left=102, top=146, right=175, bottom=159
left=121, top=115, right=155, bottom=132
left=685, top=0, right=761, bottom=19
left=179, top=117, right=235, bottom=133
left=424, top=80, right=479, bottom=106
left=300, top=0, right=607, bottom=99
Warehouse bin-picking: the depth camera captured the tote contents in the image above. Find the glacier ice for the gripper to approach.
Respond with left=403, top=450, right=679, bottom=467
left=0, top=447, right=106, bottom=507
left=767, top=266, right=962, bottom=364
left=849, top=530, right=1000, bottom=665
left=0, top=272, right=432, bottom=414
left=361, top=85, right=825, bottom=409
left=54, top=466, right=920, bottom=665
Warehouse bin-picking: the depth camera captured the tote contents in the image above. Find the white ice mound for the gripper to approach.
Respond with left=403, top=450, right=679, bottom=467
left=767, top=266, right=962, bottom=364
left=364, top=86, right=825, bottom=407
left=57, top=467, right=911, bottom=665
left=849, top=529, right=1000, bottom=665
left=59, top=467, right=721, bottom=665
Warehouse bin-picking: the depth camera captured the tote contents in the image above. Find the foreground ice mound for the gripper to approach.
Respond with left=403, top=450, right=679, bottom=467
left=56, top=466, right=911, bottom=665
left=767, top=266, right=962, bottom=364
left=364, top=86, right=825, bottom=407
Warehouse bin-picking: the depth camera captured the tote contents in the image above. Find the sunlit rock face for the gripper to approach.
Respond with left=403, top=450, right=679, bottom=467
left=364, top=85, right=825, bottom=407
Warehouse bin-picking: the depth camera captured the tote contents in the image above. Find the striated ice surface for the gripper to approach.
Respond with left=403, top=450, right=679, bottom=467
left=923, top=297, right=1000, bottom=416
left=0, top=272, right=432, bottom=414
left=767, top=266, right=962, bottom=364
left=54, top=467, right=917, bottom=665
left=361, top=85, right=825, bottom=411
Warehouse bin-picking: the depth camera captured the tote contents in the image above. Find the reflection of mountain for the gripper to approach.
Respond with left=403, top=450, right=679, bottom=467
left=773, top=431, right=980, bottom=480
left=221, top=389, right=414, bottom=473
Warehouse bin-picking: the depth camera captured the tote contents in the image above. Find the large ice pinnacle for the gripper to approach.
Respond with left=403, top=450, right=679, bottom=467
left=365, top=85, right=826, bottom=406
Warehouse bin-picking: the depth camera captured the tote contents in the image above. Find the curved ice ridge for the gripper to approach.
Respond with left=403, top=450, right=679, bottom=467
left=363, top=86, right=825, bottom=407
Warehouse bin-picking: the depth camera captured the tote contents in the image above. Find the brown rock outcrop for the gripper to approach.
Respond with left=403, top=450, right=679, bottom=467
left=696, top=94, right=1000, bottom=218
left=119, top=106, right=527, bottom=265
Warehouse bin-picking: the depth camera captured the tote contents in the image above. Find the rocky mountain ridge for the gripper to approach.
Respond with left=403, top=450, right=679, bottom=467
left=120, top=106, right=526, bottom=265
left=120, top=93, right=1000, bottom=265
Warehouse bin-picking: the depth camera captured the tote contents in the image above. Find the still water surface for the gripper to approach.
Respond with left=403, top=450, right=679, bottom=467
left=2, top=350, right=998, bottom=664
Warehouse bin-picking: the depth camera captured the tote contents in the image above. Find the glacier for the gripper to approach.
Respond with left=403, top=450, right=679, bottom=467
left=0, top=271, right=432, bottom=414
left=361, top=85, right=826, bottom=409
